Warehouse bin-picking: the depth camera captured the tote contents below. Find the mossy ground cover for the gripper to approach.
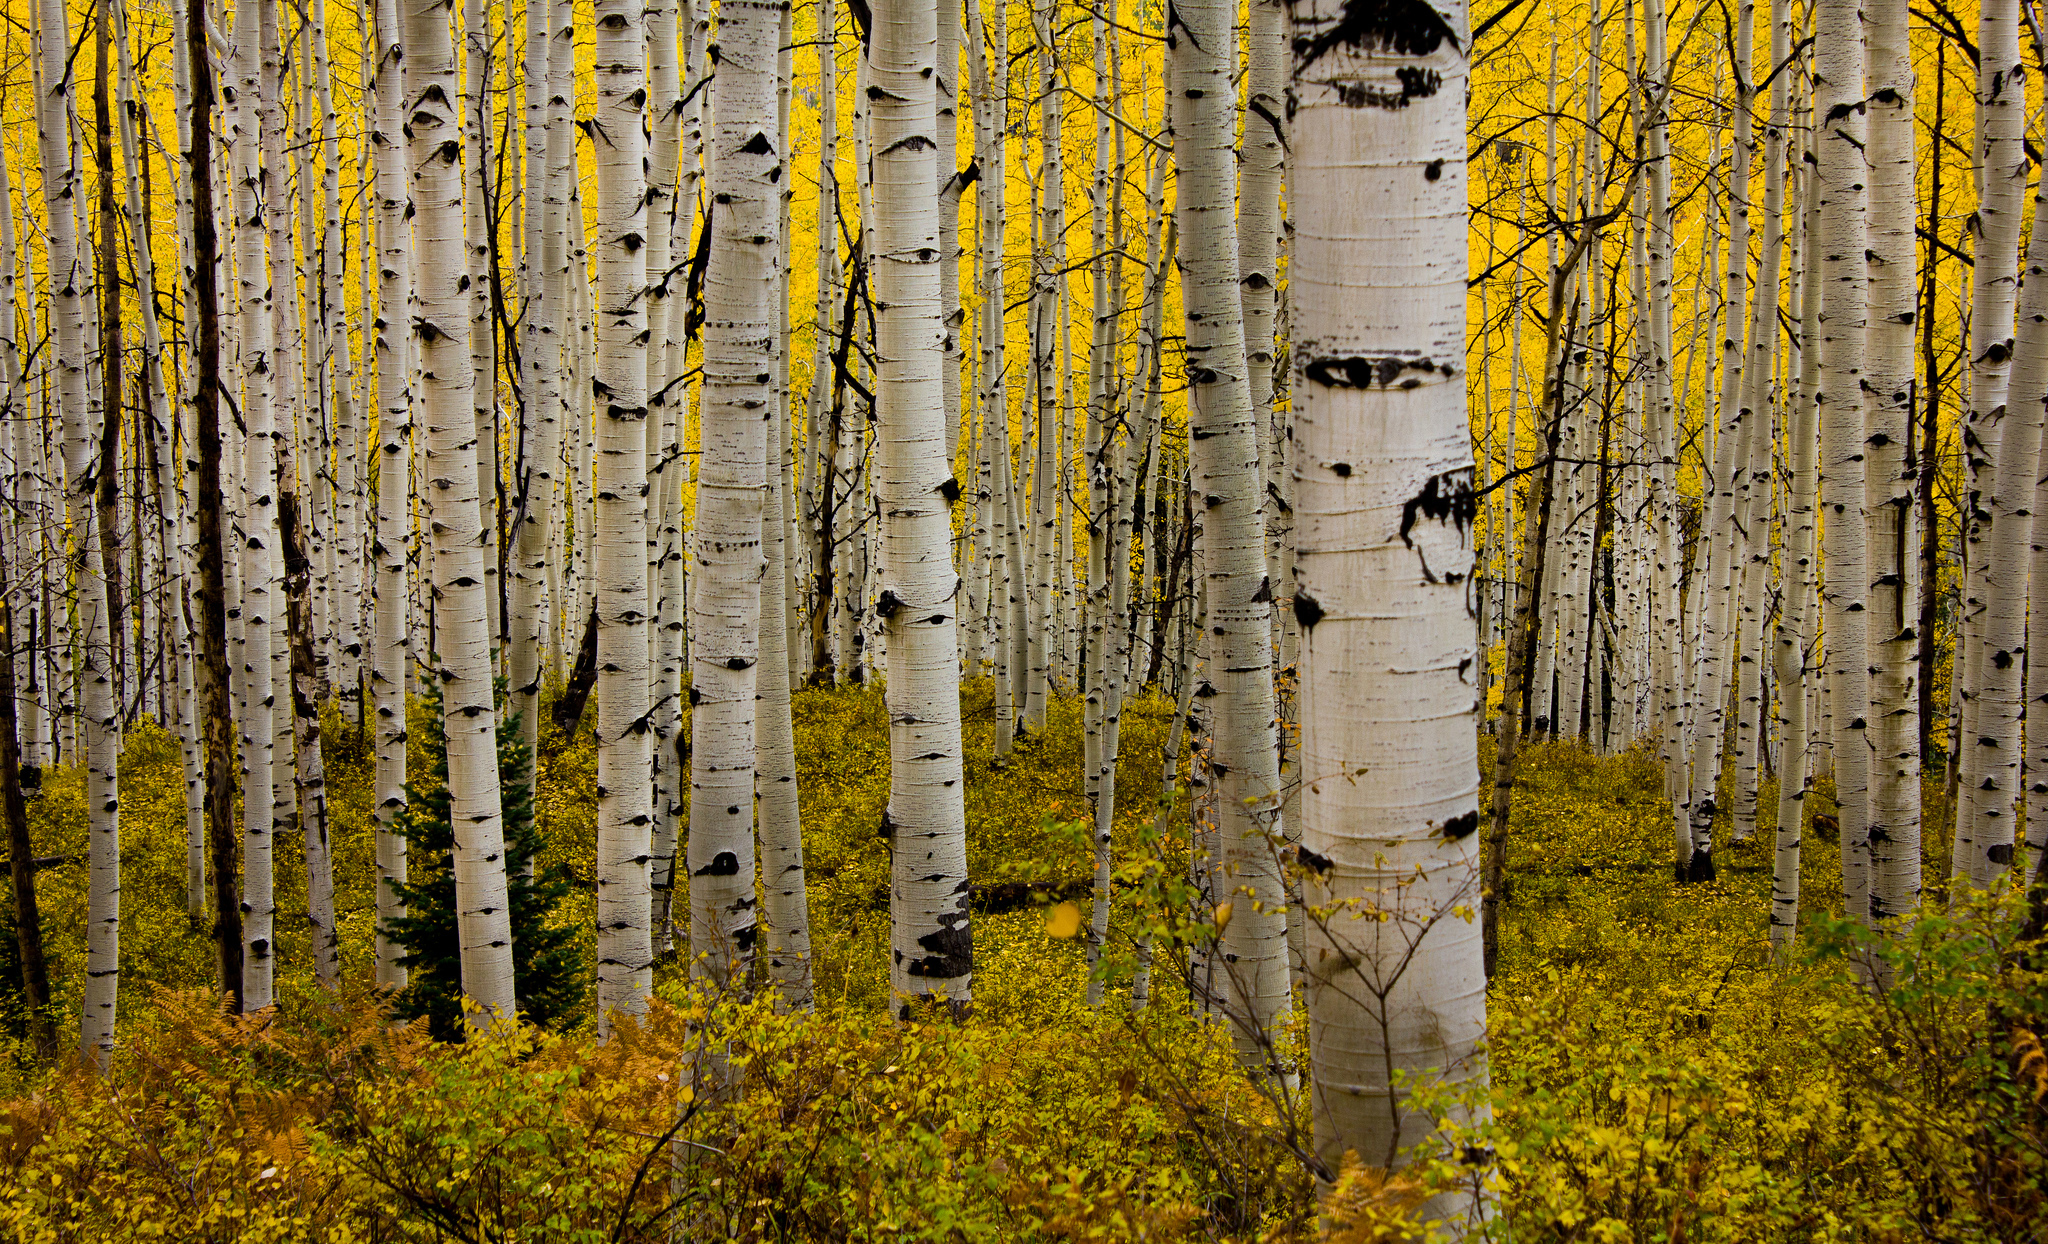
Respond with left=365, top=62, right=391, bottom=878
left=0, top=688, right=2040, bottom=1240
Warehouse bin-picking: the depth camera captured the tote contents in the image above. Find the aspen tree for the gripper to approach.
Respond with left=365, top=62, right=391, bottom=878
left=1678, top=0, right=1757, bottom=880
left=1171, top=0, right=1289, bottom=1067
left=871, top=0, right=974, bottom=1017
left=757, top=0, right=811, bottom=1010
left=1644, top=0, right=1684, bottom=819
left=1990, top=163, right=2048, bottom=888
left=405, top=0, right=517, bottom=1028
left=461, top=0, right=500, bottom=660
left=229, top=0, right=281, bottom=1012
left=1731, top=0, right=1792, bottom=844
left=1861, top=0, right=1921, bottom=921
left=1292, top=0, right=1487, bottom=1188
left=1955, top=0, right=2029, bottom=890
left=37, top=0, right=119, bottom=1051
left=2026, top=172, right=2048, bottom=885
left=511, top=0, right=571, bottom=765
left=965, top=0, right=1016, bottom=753
left=1814, top=0, right=1873, bottom=924
left=586, top=0, right=656, bottom=1027
left=371, top=0, right=413, bottom=993
left=691, top=0, right=780, bottom=995
left=1774, top=133, right=1823, bottom=954
left=645, top=0, right=685, bottom=948
left=311, top=0, right=361, bottom=709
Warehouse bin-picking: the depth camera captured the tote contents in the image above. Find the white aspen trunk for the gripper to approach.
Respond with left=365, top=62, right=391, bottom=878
left=41, top=0, right=122, bottom=1058
left=260, top=0, right=302, bottom=955
left=1983, top=181, right=2048, bottom=880
left=1954, top=0, right=2027, bottom=890
left=937, top=0, right=965, bottom=675
left=1774, top=131, right=1823, bottom=954
left=462, top=0, right=500, bottom=664
left=690, top=0, right=775, bottom=995
left=588, top=0, right=656, bottom=1028
left=310, top=0, right=361, bottom=711
left=778, top=5, right=802, bottom=701
left=757, top=211, right=811, bottom=1012
left=966, top=0, right=1013, bottom=750
left=1080, top=0, right=1113, bottom=1001
left=405, top=0, right=517, bottom=1029
left=1861, top=0, right=1922, bottom=918
left=1732, top=0, right=1791, bottom=844
left=1172, top=0, right=1290, bottom=1069
left=1815, top=0, right=1873, bottom=925
left=371, top=0, right=412, bottom=993
left=512, top=0, right=571, bottom=764
left=229, top=0, right=282, bottom=1012
left=1292, top=0, right=1487, bottom=1192
left=872, top=0, right=973, bottom=1016
left=645, top=0, right=686, bottom=956
left=1019, top=6, right=1057, bottom=738
left=1679, top=0, right=1757, bottom=880
left=1642, top=0, right=1682, bottom=820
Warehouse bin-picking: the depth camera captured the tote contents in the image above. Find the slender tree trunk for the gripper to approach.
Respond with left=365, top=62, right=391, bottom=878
left=406, top=0, right=517, bottom=1028
left=1171, top=0, right=1290, bottom=1070
left=1955, top=0, right=2028, bottom=891
left=1774, top=124, right=1823, bottom=955
left=370, top=0, right=412, bottom=993
left=585, top=0, right=656, bottom=1029
left=872, top=0, right=974, bottom=1017
left=1815, top=0, right=1873, bottom=924
left=1862, top=0, right=1922, bottom=926
left=37, top=0, right=123, bottom=1059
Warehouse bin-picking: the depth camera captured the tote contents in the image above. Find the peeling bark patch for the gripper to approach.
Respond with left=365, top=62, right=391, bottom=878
left=1294, top=0, right=1461, bottom=67
left=694, top=851, right=741, bottom=877
left=1440, top=811, right=1479, bottom=841
left=1398, top=470, right=1476, bottom=547
left=1306, top=354, right=1445, bottom=388
left=1334, top=66, right=1444, bottom=110
left=905, top=917, right=973, bottom=978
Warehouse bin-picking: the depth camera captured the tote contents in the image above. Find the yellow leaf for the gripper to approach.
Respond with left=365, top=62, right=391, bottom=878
left=1214, top=901, right=1235, bottom=932
left=1046, top=902, right=1083, bottom=939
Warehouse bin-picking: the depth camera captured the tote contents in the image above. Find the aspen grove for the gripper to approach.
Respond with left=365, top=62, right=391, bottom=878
left=0, top=0, right=2045, bottom=1236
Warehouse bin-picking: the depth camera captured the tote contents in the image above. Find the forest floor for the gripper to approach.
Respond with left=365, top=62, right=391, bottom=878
left=0, top=682, right=2041, bottom=1241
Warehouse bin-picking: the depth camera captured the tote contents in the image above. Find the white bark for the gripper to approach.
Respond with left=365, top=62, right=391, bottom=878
left=1862, top=0, right=1921, bottom=919
left=371, top=0, right=412, bottom=994
left=1292, top=0, right=1488, bottom=1191
left=406, top=0, right=517, bottom=1029
left=590, top=0, right=656, bottom=1028
left=1773, top=129, right=1822, bottom=954
left=872, top=0, right=973, bottom=1015
left=691, top=0, right=777, bottom=995
left=1814, top=0, right=1872, bottom=924
left=34, top=0, right=119, bottom=1059
left=1954, top=0, right=2027, bottom=890
left=1172, top=0, right=1290, bottom=1068
left=230, top=0, right=281, bottom=1012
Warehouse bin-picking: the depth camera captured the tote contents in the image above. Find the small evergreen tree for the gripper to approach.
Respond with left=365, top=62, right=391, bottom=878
left=384, top=680, right=584, bottom=1038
